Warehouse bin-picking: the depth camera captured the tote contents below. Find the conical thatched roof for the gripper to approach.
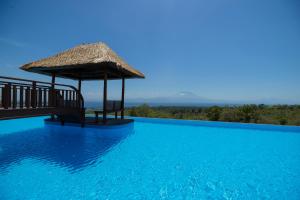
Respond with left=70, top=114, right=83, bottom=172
left=20, top=42, right=145, bottom=80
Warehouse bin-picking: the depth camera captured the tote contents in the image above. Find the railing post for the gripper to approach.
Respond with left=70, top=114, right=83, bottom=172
left=31, top=81, right=37, bottom=108
left=61, top=90, right=65, bottom=107
left=25, top=86, right=30, bottom=108
left=0, top=87, right=3, bottom=108
left=43, top=88, right=47, bottom=107
left=2, top=85, right=6, bottom=109
left=12, top=85, right=17, bottom=108
left=20, top=86, right=24, bottom=108
left=7, top=83, right=11, bottom=108
left=72, top=91, right=75, bottom=107
left=68, top=90, right=71, bottom=107
left=3, top=84, right=10, bottom=109
left=38, top=88, right=42, bottom=107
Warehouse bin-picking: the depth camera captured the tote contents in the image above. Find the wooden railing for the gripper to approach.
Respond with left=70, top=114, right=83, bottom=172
left=0, top=76, right=84, bottom=116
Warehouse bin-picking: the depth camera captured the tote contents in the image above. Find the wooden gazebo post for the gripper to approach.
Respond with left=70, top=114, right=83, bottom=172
left=103, top=72, right=107, bottom=123
left=121, top=77, right=125, bottom=119
left=76, top=77, right=82, bottom=109
left=51, top=73, right=56, bottom=120
left=78, top=78, right=81, bottom=93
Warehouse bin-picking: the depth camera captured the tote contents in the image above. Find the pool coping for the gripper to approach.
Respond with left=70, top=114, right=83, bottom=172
left=2, top=115, right=299, bottom=132
left=129, top=116, right=300, bottom=133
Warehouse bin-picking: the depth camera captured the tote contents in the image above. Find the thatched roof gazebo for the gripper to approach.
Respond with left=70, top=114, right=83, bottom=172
left=21, top=42, right=145, bottom=124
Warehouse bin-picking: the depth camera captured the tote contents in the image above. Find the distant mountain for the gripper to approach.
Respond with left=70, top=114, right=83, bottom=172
left=126, top=91, right=299, bottom=106
left=127, top=91, right=224, bottom=106
left=170, top=91, right=210, bottom=102
left=85, top=91, right=299, bottom=108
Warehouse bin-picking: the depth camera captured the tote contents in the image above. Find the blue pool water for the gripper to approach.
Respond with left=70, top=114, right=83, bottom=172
left=1, top=117, right=300, bottom=199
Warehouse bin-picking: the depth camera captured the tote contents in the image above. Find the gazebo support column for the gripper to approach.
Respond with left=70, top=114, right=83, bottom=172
left=121, top=77, right=125, bottom=119
left=77, top=78, right=81, bottom=108
left=51, top=73, right=56, bottom=120
left=103, top=73, right=107, bottom=123
left=78, top=78, right=81, bottom=93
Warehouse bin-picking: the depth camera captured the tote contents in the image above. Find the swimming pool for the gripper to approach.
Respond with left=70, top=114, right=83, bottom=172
left=1, top=117, right=300, bottom=199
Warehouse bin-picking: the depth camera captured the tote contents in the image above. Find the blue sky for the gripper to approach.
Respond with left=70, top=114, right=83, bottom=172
left=0, top=0, right=300, bottom=103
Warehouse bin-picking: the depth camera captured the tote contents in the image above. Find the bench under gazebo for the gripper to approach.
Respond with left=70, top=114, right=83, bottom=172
left=20, top=42, right=145, bottom=126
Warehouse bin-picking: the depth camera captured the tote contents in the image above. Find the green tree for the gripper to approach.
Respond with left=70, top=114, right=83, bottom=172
left=129, top=108, right=137, bottom=116
left=220, top=108, right=239, bottom=122
left=237, top=105, right=259, bottom=123
left=206, top=106, right=222, bottom=121
left=124, top=104, right=300, bottom=126
left=277, top=112, right=288, bottom=125
left=131, top=104, right=154, bottom=117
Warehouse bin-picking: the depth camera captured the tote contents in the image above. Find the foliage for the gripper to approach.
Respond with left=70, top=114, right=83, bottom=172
left=128, top=104, right=155, bottom=117
left=123, top=104, right=300, bottom=126
left=237, top=104, right=259, bottom=123
left=206, top=106, right=222, bottom=121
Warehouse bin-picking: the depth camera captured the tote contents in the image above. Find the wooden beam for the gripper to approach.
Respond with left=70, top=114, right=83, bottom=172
left=121, top=77, right=125, bottom=119
left=31, top=81, right=37, bottom=108
left=103, top=73, right=107, bottom=123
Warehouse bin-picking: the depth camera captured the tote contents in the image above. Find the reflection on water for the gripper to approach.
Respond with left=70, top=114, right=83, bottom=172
left=0, top=124, right=134, bottom=173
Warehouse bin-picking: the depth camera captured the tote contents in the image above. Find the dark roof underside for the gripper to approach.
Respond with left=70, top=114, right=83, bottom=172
left=25, top=62, right=143, bottom=80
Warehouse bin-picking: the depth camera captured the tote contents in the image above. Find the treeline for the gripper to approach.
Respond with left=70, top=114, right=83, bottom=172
left=125, top=104, right=300, bottom=126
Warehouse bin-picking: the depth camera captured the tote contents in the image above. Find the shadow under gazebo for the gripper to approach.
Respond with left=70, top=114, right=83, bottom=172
left=0, top=123, right=134, bottom=173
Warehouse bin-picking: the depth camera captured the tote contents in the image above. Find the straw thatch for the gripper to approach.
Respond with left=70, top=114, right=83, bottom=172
left=20, top=42, right=145, bottom=80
